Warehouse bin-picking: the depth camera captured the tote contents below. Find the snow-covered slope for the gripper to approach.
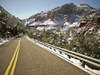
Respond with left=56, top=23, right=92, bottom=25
left=64, top=21, right=71, bottom=26
left=43, top=19, right=56, bottom=25
left=61, top=22, right=80, bottom=31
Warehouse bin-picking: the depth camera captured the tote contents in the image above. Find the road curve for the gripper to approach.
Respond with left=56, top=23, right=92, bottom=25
left=0, top=37, right=90, bottom=75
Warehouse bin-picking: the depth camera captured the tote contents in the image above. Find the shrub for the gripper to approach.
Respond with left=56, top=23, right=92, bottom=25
left=27, top=32, right=33, bottom=38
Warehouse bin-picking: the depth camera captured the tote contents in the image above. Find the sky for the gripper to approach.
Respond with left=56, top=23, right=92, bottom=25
left=0, top=0, right=100, bottom=19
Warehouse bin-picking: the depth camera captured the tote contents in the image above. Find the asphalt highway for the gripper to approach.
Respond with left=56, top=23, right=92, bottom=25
left=0, top=37, right=90, bottom=75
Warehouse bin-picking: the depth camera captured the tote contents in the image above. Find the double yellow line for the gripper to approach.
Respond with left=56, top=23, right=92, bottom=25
left=4, top=38, right=21, bottom=75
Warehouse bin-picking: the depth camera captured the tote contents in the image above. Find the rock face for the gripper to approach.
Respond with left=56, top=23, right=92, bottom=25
left=23, top=3, right=100, bottom=30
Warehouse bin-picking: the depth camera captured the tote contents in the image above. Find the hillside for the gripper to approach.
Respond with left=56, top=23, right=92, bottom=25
left=0, top=6, right=25, bottom=38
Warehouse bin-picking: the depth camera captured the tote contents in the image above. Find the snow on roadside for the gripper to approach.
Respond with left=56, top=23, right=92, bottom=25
left=61, top=53, right=69, bottom=59
left=85, top=65, right=100, bottom=75
left=0, top=37, right=14, bottom=45
left=69, top=58, right=81, bottom=66
left=26, top=36, right=100, bottom=75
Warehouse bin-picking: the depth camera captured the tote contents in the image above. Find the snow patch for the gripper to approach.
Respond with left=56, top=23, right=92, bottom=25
left=89, top=27, right=94, bottom=31
left=69, top=22, right=79, bottom=27
left=64, top=21, right=71, bottom=26
left=69, top=58, right=81, bottom=66
left=62, top=53, right=69, bottom=59
left=98, top=30, right=100, bottom=35
left=68, top=37, right=73, bottom=41
left=85, top=65, right=100, bottom=75
left=43, top=19, right=56, bottom=25
left=37, top=27, right=45, bottom=31
left=0, top=37, right=14, bottom=45
left=61, top=22, right=79, bottom=32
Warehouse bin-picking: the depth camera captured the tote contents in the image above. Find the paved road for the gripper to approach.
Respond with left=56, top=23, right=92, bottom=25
left=0, top=37, right=90, bottom=75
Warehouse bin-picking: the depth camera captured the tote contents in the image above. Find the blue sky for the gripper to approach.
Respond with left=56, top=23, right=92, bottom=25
left=0, top=0, right=100, bottom=19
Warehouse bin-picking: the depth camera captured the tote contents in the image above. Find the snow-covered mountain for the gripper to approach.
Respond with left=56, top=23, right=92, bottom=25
left=22, top=3, right=100, bottom=31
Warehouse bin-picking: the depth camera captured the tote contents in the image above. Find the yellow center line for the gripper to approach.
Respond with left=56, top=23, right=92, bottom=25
left=10, top=38, right=21, bottom=75
left=4, top=38, right=21, bottom=75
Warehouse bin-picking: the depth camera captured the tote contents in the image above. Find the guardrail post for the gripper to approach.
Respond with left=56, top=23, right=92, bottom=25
left=81, top=61, right=86, bottom=68
left=59, top=51, right=62, bottom=54
left=54, top=49, right=56, bottom=51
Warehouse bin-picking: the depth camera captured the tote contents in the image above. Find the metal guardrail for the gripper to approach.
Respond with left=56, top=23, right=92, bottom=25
left=35, top=40, right=100, bottom=68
